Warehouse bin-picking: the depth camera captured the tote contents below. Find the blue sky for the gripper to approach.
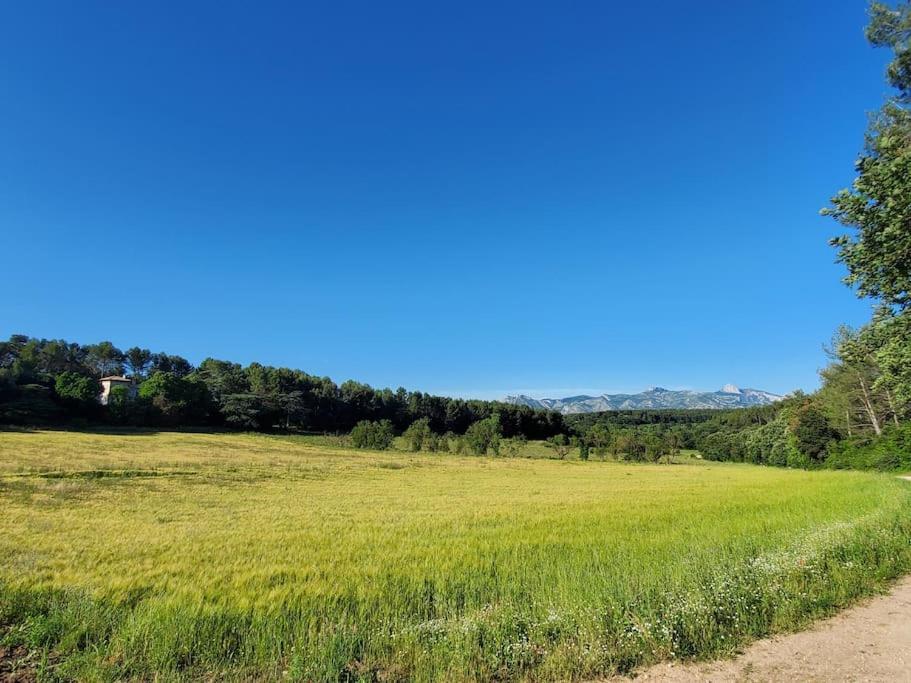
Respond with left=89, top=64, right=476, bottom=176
left=0, top=1, right=891, bottom=399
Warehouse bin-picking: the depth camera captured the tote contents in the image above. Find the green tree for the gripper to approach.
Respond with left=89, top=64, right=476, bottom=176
left=792, top=404, right=837, bottom=463
left=350, top=420, right=395, bottom=450
left=823, top=2, right=911, bottom=310
left=585, top=423, right=612, bottom=458
left=465, top=415, right=501, bottom=455
left=403, top=417, right=432, bottom=451
left=124, top=347, right=153, bottom=379
left=644, top=434, right=670, bottom=463
left=54, top=371, right=97, bottom=406
left=578, top=439, right=590, bottom=461
left=150, top=353, right=193, bottom=377
left=425, top=431, right=442, bottom=452
left=139, top=372, right=211, bottom=425
left=547, top=433, right=570, bottom=459
left=220, top=394, right=263, bottom=430
left=820, top=326, right=892, bottom=436
left=86, top=341, right=124, bottom=376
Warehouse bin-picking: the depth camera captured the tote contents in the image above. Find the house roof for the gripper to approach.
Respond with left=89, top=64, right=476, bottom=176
left=99, top=376, right=132, bottom=382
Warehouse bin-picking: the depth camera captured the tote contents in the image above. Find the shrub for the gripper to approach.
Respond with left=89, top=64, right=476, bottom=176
left=350, top=420, right=395, bottom=450
left=791, top=405, right=837, bottom=462
left=825, top=423, right=911, bottom=471
left=402, top=418, right=432, bottom=452
left=465, top=415, right=501, bottom=455
left=579, top=440, right=590, bottom=461
left=546, top=433, right=570, bottom=459
left=54, top=372, right=98, bottom=406
left=139, top=372, right=211, bottom=426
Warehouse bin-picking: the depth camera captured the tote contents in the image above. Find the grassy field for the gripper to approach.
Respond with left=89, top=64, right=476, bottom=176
left=1, top=430, right=910, bottom=681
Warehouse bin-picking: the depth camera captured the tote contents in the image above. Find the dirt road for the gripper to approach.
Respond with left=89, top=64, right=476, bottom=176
left=608, top=574, right=911, bottom=682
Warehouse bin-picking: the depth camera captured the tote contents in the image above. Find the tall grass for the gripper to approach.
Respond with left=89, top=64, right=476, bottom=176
left=1, top=430, right=910, bottom=680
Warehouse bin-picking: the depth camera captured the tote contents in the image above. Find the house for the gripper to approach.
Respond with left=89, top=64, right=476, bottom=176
left=98, top=376, right=137, bottom=405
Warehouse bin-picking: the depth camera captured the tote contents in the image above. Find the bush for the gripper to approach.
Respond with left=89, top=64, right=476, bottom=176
left=578, top=440, right=590, bottom=461
left=744, top=415, right=794, bottom=466
left=825, top=423, right=911, bottom=471
left=139, top=372, right=211, bottom=426
left=350, top=420, right=395, bottom=450
left=402, top=418, right=432, bottom=452
left=54, top=372, right=98, bottom=406
left=547, top=434, right=570, bottom=459
left=791, top=405, right=837, bottom=462
left=0, top=384, right=61, bottom=424
left=465, top=415, right=501, bottom=456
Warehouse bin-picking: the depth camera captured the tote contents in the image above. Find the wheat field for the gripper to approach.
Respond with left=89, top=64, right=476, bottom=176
left=1, top=429, right=909, bottom=681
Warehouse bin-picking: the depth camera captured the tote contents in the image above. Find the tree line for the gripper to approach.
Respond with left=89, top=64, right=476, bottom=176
left=0, top=335, right=566, bottom=440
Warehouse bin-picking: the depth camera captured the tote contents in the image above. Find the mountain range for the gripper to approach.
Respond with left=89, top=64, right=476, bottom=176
left=503, top=385, right=783, bottom=414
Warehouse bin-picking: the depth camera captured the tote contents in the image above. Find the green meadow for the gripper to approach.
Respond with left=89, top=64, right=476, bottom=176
left=1, top=430, right=910, bottom=681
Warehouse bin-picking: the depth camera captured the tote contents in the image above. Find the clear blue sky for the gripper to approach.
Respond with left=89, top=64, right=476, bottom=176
left=0, top=1, right=891, bottom=399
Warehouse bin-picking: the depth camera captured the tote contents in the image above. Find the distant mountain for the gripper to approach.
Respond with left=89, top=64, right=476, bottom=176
left=503, top=385, right=783, bottom=414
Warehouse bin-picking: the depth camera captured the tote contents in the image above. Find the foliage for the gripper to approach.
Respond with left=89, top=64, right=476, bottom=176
left=124, top=347, right=153, bottom=379
left=578, top=439, right=589, bottom=461
left=812, top=0, right=911, bottom=466
left=0, top=334, right=566, bottom=441
left=825, top=422, right=911, bottom=471
left=546, top=433, right=570, bottom=459
left=822, top=1, right=911, bottom=310
left=791, top=404, right=837, bottom=463
left=54, top=371, right=98, bottom=406
left=138, top=372, right=211, bottom=426
left=464, top=415, right=502, bottom=455
left=0, top=384, right=60, bottom=424
left=350, top=419, right=396, bottom=450
left=403, top=417, right=432, bottom=451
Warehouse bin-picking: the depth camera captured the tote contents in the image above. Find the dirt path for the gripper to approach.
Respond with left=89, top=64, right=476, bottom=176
left=606, top=574, right=911, bottom=682
left=605, top=475, right=911, bottom=682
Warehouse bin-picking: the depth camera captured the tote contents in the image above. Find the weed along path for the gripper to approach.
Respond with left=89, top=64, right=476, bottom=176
left=610, top=476, right=911, bottom=682
left=608, top=576, right=911, bottom=682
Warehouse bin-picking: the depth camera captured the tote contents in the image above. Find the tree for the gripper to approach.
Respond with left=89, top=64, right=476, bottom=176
left=139, top=372, right=211, bottom=425
left=465, top=415, right=501, bottom=455
left=85, top=341, right=124, bottom=376
left=150, top=353, right=193, bottom=377
left=54, top=371, right=98, bottom=406
left=106, top=384, right=142, bottom=424
left=792, top=404, right=837, bottom=463
left=124, top=347, right=153, bottom=379
left=578, top=439, right=590, bottom=461
left=425, top=431, right=443, bottom=452
left=618, top=432, right=647, bottom=461
left=276, top=391, right=306, bottom=430
left=822, top=2, right=911, bottom=310
left=585, top=423, right=612, bottom=458
left=220, top=393, right=264, bottom=430
left=644, top=434, right=670, bottom=463
left=547, top=434, right=570, bottom=459
left=350, top=420, right=395, bottom=450
left=820, top=326, right=892, bottom=436
left=403, top=417, right=432, bottom=451
left=196, top=359, right=248, bottom=403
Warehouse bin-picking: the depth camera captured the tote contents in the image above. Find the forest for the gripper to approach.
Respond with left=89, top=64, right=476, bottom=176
left=0, top=334, right=566, bottom=440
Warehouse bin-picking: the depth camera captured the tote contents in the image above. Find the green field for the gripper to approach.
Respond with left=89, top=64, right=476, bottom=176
left=1, top=430, right=910, bottom=681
